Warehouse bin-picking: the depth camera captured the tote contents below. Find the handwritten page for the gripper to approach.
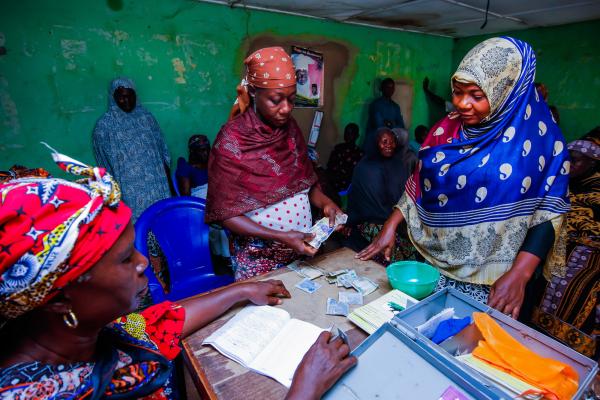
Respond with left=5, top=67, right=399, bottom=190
left=204, top=306, right=290, bottom=366
left=251, top=319, right=324, bottom=387
left=203, top=305, right=324, bottom=387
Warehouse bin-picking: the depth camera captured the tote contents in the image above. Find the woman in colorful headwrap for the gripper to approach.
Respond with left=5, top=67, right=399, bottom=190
left=532, top=137, right=600, bottom=358
left=206, top=47, right=342, bottom=281
left=358, top=37, right=569, bottom=320
left=0, top=149, right=355, bottom=399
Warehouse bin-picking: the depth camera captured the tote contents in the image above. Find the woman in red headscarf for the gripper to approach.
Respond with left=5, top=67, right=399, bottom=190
left=206, top=47, right=342, bottom=281
left=0, top=149, right=355, bottom=399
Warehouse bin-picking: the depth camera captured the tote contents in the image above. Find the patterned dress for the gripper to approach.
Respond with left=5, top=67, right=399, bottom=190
left=0, top=302, right=185, bottom=399
left=532, top=171, right=600, bottom=358
left=232, top=190, right=312, bottom=281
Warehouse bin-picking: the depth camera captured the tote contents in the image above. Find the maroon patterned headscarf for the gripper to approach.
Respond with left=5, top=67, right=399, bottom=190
left=205, top=108, right=317, bottom=223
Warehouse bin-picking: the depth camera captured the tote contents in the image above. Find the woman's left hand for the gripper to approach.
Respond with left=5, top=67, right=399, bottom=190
left=323, top=201, right=343, bottom=227
left=487, top=270, right=528, bottom=319
left=242, top=280, right=291, bottom=306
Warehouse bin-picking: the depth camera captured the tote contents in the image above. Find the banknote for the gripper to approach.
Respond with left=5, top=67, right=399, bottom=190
left=326, top=269, right=348, bottom=278
left=299, top=266, right=324, bottom=280
left=351, top=276, right=379, bottom=296
left=306, top=214, right=348, bottom=249
left=339, top=291, right=363, bottom=305
left=326, top=298, right=349, bottom=316
left=336, top=270, right=358, bottom=289
left=295, top=278, right=321, bottom=294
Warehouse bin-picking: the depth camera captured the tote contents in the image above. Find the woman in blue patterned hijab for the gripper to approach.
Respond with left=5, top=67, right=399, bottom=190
left=92, top=77, right=172, bottom=220
left=358, top=37, right=569, bottom=319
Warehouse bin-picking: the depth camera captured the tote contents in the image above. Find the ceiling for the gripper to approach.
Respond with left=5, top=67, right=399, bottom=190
left=201, top=0, right=600, bottom=37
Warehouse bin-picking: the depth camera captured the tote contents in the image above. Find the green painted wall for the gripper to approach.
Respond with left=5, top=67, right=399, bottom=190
left=453, top=20, right=600, bottom=142
left=0, top=0, right=453, bottom=172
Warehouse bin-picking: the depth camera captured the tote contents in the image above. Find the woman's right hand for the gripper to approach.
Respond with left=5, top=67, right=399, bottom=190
left=279, top=230, right=318, bottom=257
left=286, top=331, right=357, bottom=400
left=355, top=224, right=396, bottom=261
left=355, top=208, right=405, bottom=262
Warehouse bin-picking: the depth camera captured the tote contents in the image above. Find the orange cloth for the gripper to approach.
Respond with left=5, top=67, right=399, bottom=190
left=229, top=46, right=296, bottom=119
left=472, top=312, right=579, bottom=400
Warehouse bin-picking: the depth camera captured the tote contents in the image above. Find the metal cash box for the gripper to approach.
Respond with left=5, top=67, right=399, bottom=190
left=325, top=288, right=598, bottom=400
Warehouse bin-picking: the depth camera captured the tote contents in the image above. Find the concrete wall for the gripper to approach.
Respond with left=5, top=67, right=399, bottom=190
left=0, top=0, right=453, bottom=172
left=453, top=20, right=600, bottom=142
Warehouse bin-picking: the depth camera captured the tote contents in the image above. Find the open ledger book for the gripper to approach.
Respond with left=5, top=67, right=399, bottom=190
left=203, top=305, right=325, bottom=388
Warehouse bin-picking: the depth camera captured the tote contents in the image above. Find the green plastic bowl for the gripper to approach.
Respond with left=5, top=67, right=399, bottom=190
left=386, top=261, right=440, bottom=299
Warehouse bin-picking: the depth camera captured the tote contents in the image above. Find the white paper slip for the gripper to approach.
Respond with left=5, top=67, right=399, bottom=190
left=204, top=305, right=325, bottom=388
left=348, top=290, right=419, bottom=334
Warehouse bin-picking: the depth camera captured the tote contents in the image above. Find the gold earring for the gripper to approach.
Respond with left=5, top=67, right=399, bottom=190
left=63, top=309, right=79, bottom=329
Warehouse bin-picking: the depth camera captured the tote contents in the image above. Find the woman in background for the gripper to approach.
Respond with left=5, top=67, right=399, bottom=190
left=532, top=137, right=600, bottom=358
left=346, top=127, right=418, bottom=264
left=176, top=134, right=210, bottom=197
left=327, top=123, right=363, bottom=193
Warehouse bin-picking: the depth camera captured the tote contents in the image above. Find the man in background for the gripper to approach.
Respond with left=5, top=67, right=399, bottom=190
left=92, top=77, right=171, bottom=220
left=364, top=78, right=405, bottom=156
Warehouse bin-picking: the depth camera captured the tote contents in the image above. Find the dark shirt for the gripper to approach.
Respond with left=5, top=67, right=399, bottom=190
left=364, top=96, right=405, bottom=155
left=327, top=143, right=363, bottom=192
left=347, top=152, right=410, bottom=226
left=176, top=157, right=208, bottom=189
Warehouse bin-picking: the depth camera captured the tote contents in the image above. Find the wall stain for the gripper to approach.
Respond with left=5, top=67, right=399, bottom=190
left=113, top=30, right=129, bottom=43
left=171, top=57, right=187, bottom=84
left=107, top=0, right=124, bottom=11
left=197, top=71, right=212, bottom=93
left=60, top=39, right=87, bottom=70
left=137, top=48, right=158, bottom=66
left=0, top=77, right=21, bottom=137
left=152, top=34, right=172, bottom=42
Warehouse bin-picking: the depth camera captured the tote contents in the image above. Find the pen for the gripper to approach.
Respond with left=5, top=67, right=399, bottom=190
left=388, top=301, right=405, bottom=312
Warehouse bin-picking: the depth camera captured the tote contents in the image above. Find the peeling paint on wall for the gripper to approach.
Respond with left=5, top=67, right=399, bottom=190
left=171, top=57, right=187, bottom=84
left=0, top=0, right=454, bottom=172
left=152, top=34, right=172, bottom=42
left=60, top=39, right=87, bottom=70
left=113, top=30, right=129, bottom=43
left=137, top=48, right=158, bottom=66
left=197, top=71, right=212, bottom=92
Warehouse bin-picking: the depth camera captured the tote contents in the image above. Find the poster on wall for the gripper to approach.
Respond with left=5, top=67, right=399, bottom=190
left=291, top=46, right=324, bottom=107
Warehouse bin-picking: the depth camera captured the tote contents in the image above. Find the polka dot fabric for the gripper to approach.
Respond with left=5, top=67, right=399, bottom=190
left=246, top=189, right=312, bottom=232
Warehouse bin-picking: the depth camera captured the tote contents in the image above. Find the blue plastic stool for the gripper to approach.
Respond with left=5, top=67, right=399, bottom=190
left=135, top=197, right=234, bottom=303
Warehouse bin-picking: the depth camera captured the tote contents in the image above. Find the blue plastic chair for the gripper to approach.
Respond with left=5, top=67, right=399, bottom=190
left=171, top=166, right=181, bottom=197
left=135, top=196, right=234, bottom=303
left=338, top=183, right=352, bottom=211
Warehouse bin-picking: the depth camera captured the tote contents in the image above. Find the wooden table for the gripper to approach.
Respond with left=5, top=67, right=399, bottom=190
left=182, top=247, right=391, bottom=400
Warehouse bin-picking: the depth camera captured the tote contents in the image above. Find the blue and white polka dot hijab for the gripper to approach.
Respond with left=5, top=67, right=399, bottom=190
left=400, top=37, right=569, bottom=285
left=415, top=36, right=569, bottom=227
